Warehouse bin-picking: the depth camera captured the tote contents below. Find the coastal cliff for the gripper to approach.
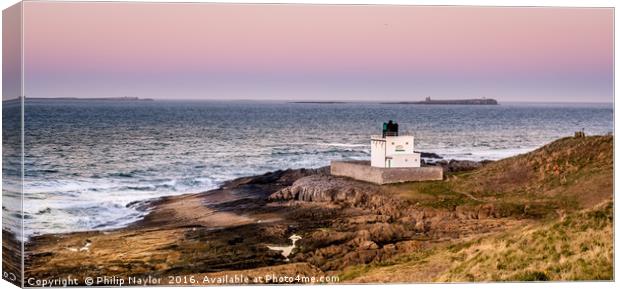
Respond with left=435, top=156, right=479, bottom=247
left=19, top=135, right=612, bottom=284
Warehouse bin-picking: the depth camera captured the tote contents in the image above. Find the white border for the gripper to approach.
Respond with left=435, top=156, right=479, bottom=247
left=0, top=1, right=617, bottom=289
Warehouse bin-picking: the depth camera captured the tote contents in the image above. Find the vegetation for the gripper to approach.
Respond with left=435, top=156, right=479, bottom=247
left=438, top=201, right=613, bottom=281
left=388, top=180, right=482, bottom=209
left=453, top=135, right=613, bottom=209
left=341, top=135, right=613, bottom=282
left=389, top=135, right=612, bottom=218
left=340, top=200, right=613, bottom=282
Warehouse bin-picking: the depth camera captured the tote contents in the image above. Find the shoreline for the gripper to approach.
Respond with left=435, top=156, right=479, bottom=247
left=14, top=149, right=512, bottom=241
left=7, top=135, right=613, bottom=283
left=17, top=154, right=490, bottom=241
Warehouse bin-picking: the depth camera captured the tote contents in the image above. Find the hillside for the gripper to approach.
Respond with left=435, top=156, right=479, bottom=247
left=390, top=135, right=613, bottom=218
left=342, top=135, right=614, bottom=282
left=454, top=135, right=612, bottom=208
left=438, top=200, right=613, bottom=281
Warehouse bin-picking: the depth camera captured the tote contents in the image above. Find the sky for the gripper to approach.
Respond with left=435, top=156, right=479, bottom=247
left=9, top=2, right=615, bottom=102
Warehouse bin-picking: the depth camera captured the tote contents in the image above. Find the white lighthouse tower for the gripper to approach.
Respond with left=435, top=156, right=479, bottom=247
left=370, top=121, right=421, bottom=168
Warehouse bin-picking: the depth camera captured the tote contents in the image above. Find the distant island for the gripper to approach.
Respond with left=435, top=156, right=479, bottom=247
left=290, top=101, right=348, bottom=104
left=383, top=97, right=498, bottom=105
left=26, top=96, right=154, bottom=102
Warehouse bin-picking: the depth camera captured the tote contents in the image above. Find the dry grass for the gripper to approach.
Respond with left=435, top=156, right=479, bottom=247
left=437, top=200, right=613, bottom=281
left=453, top=135, right=613, bottom=207
left=385, top=136, right=613, bottom=221
left=341, top=200, right=613, bottom=283
left=386, top=180, right=482, bottom=209
left=341, top=136, right=613, bottom=283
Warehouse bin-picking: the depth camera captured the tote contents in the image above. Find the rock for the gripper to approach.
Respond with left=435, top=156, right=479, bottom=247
left=414, top=220, right=428, bottom=232
left=455, top=205, right=478, bottom=219
left=420, top=152, right=443, bottom=159
left=318, top=245, right=344, bottom=258
left=477, top=204, right=496, bottom=219
left=269, top=175, right=409, bottom=219
left=368, top=223, right=407, bottom=244
left=354, top=230, right=371, bottom=240
left=358, top=240, right=379, bottom=250
left=383, top=243, right=397, bottom=251
left=349, top=215, right=391, bottom=224
left=448, top=160, right=482, bottom=172
left=433, top=159, right=490, bottom=173
left=299, top=230, right=351, bottom=251
left=340, top=250, right=377, bottom=268
left=394, top=240, right=422, bottom=253
left=222, top=167, right=329, bottom=189
left=269, top=175, right=367, bottom=203
left=358, top=250, right=378, bottom=264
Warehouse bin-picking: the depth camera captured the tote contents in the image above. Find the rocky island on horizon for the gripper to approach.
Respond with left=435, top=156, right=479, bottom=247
left=383, top=96, right=499, bottom=105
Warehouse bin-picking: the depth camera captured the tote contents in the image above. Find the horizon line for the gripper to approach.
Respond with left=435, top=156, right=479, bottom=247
left=6, top=96, right=614, bottom=105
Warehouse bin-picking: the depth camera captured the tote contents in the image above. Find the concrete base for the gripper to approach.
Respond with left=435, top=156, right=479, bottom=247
left=330, top=160, right=443, bottom=185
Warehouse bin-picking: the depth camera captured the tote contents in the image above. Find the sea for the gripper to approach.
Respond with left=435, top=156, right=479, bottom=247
left=1, top=100, right=614, bottom=239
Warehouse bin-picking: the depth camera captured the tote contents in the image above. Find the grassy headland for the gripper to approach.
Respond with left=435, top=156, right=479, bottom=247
left=341, top=135, right=613, bottom=282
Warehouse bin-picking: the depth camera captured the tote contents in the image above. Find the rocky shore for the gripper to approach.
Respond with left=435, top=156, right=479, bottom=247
left=21, top=159, right=505, bottom=283
left=13, top=135, right=614, bottom=284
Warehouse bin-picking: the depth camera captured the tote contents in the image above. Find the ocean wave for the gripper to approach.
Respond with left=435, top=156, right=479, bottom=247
left=429, top=146, right=538, bottom=161
left=16, top=174, right=220, bottom=239
left=107, top=170, right=146, bottom=178
left=315, top=143, right=368, bottom=148
left=271, top=147, right=370, bottom=156
left=24, top=179, right=121, bottom=195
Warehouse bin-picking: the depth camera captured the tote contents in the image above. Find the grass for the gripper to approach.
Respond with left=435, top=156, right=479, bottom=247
left=340, top=201, right=613, bottom=282
left=340, top=135, right=613, bottom=282
left=339, top=265, right=372, bottom=281
left=453, top=136, right=612, bottom=205
left=387, top=179, right=482, bottom=210
left=338, top=246, right=438, bottom=281
left=385, top=135, right=612, bottom=219
left=438, top=201, right=613, bottom=281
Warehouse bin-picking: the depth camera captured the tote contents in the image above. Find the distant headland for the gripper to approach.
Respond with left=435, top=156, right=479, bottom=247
left=383, top=97, right=498, bottom=105
left=25, top=96, right=154, bottom=102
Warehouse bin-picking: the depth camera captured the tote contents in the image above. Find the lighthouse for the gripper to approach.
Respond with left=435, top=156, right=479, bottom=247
left=370, top=120, right=421, bottom=168
left=331, top=120, right=441, bottom=184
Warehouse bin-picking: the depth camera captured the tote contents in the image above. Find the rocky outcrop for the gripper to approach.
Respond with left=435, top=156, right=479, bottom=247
left=266, top=175, right=434, bottom=271
left=264, top=173, right=520, bottom=272
left=269, top=174, right=505, bottom=222
left=221, top=167, right=330, bottom=189
left=435, top=159, right=492, bottom=173
left=269, top=175, right=411, bottom=219
left=420, top=152, right=443, bottom=159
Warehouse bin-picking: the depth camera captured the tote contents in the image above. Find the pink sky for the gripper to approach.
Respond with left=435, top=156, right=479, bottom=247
left=10, top=2, right=615, bottom=102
